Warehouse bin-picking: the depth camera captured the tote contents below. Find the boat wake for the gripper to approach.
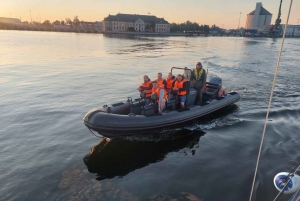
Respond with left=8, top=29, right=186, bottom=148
left=184, top=116, right=242, bottom=130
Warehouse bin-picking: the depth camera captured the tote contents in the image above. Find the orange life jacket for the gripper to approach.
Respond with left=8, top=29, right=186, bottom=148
left=174, top=79, right=187, bottom=96
left=141, top=81, right=152, bottom=98
left=165, top=77, right=175, bottom=91
left=156, top=78, right=165, bottom=89
left=152, top=87, right=167, bottom=99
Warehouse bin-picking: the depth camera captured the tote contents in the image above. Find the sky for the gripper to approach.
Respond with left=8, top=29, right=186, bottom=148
left=1, top=0, right=299, bottom=29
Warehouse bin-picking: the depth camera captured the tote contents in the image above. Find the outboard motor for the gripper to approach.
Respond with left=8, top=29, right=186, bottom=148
left=203, top=76, right=222, bottom=101
left=208, top=76, right=222, bottom=89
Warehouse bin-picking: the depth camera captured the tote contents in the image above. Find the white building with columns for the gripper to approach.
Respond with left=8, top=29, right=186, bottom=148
left=245, top=2, right=272, bottom=30
left=102, top=13, right=170, bottom=33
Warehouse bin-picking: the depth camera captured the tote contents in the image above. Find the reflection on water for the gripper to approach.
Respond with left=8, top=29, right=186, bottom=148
left=241, top=40, right=264, bottom=46
left=103, top=33, right=156, bottom=40
left=104, top=33, right=191, bottom=56
left=83, top=130, right=205, bottom=180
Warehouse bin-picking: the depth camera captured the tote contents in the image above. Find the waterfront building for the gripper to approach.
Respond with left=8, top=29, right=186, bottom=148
left=0, top=17, right=21, bottom=24
left=79, top=21, right=102, bottom=32
left=245, top=2, right=272, bottom=30
left=280, top=25, right=300, bottom=36
left=102, top=14, right=170, bottom=33
left=54, top=24, right=71, bottom=31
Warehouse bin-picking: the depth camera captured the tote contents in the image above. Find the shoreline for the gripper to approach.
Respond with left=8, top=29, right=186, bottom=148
left=0, top=27, right=299, bottom=38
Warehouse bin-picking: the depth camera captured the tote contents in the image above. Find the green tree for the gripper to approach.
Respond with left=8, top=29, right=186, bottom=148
left=73, top=16, right=80, bottom=28
left=52, top=20, right=60, bottom=25
left=65, top=18, right=72, bottom=27
left=42, top=20, right=52, bottom=27
left=203, top=25, right=210, bottom=33
left=60, top=20, right=65, bottom=25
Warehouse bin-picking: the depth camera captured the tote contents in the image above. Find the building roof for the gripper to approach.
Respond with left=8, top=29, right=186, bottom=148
left=248, top=6, right=272, bottom=15
left=104, top=14, right=169, bottom=24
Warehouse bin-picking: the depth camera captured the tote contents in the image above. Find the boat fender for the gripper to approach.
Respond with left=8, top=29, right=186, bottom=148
left=274, top=172, right=300, bottom=194
left=103, top=104, right=108, bottom=108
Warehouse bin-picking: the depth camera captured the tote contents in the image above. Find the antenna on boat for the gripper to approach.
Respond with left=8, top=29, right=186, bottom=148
left=248, top=0, right=294, bottom=200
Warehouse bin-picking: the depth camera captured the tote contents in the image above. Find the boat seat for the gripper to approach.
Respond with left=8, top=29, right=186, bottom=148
left=166, top=99, right=176, bottom=111
left=130, top=100, right=142, bottom=115
left=141, top=104, right=157, bottom=116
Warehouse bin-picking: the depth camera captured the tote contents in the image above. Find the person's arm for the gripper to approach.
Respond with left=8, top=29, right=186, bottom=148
left=163, top=80, right=167, bottom=90
left=191, top=70, right=195, bottom=81
left=172, top=81, right=176, bottom=88
left=178, top=82, right=188, bottom=92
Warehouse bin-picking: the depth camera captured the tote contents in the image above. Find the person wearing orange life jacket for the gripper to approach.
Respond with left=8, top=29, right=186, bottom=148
left=156, top=72, right=167, bottom=90
left=165, top=72, right=176, bottom=99
left=165, top=72, right=176, bottom=91
left=172, top=74, right=188, bottom=108
left=151, top=81, right=167, bottom=113
left=137, top=75, right=152, bottom=105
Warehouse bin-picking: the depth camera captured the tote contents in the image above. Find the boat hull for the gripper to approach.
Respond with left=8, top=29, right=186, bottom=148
left=83, top=92, right=240, bottom=137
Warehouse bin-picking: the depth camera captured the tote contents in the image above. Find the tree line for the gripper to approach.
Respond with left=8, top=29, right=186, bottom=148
left=22, top=16, right=81, bottom=28
left=170, top=21, right=214, bottom=33
left=18, top=17, right=221, bottom=33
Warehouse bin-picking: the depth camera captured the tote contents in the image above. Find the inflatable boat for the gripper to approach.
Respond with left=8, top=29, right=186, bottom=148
left=83, top=68, right=240, bottom=137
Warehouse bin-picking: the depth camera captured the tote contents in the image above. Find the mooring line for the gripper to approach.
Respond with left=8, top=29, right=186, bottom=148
left=248, top=0, right=294, bottom=200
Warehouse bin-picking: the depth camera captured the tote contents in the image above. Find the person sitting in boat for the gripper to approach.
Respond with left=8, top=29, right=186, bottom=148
left=151, top=81, right=167, bottom=113
left=165, top=72, right=176, bottom=99
left=156, top=72, right=167, bottom=90
left=191, top=62, right=207, bottom=105
left=137, top=75, right=152, bottom=105
left=172, top=74, right=188, bottom=108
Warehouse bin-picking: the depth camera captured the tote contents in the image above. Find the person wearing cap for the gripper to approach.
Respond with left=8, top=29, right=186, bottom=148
left=137, top=75, right=152, bottom=105
left=172, top=74, right=188, bottom=108
left=191, top=62, right=207, bottom=105
left=151, top=81, right=167, bottom=113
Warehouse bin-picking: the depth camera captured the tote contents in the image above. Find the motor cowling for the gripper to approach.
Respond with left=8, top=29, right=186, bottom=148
left=208, top=76, right=222, bottom=90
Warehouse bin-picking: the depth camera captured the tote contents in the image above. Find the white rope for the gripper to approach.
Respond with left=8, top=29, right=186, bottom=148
left=248, top=0, right=294, bottom=200
left=290, top=187, right=300, bottom=201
